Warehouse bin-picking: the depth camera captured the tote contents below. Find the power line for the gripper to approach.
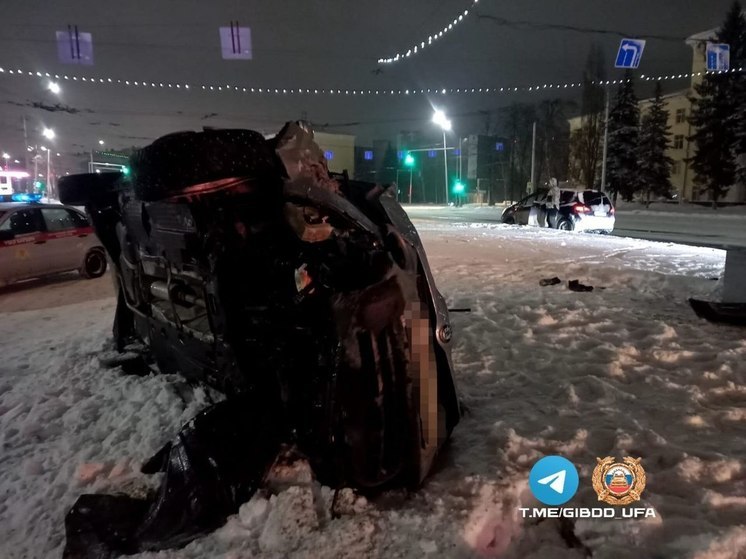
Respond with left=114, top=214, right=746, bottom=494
left=476, top=14, right=700, bottom=43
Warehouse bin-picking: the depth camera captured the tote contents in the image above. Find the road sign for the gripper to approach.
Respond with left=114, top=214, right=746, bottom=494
left=706, top=43, right=730, bottom=71
left=615, top=39, right=646, bottom=69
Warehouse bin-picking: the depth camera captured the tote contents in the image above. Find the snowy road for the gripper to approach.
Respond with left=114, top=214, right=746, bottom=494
left=404, top=205, right=746, bottom=249
left=1, top=222, right=745, bottom=558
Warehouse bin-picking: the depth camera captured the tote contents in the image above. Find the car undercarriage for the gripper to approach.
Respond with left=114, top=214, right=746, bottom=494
left=58, top=121, right=461, bottom=558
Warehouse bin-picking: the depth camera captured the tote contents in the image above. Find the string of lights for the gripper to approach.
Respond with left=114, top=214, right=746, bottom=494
left=376, top=0, right=479, bottom=64
left=1, top=66, right=743, bottom=97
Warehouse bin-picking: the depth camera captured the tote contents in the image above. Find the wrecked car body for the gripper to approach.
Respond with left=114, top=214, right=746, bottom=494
left=59, top=122, right=460, bottom=557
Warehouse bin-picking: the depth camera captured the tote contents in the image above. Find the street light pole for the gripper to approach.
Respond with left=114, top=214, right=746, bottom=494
left=46, top=149, right=52, bottom=198
left=432, top=109, right=452, bottom=206
left=442, top=130, right=449, bottom=205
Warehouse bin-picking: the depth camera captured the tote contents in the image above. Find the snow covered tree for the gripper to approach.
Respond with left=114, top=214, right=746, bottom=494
left=606, top=71, right=640, bottom=202
left=637, top=83, right=673, bottom=206
left=689, top=2, right=746, bottom=207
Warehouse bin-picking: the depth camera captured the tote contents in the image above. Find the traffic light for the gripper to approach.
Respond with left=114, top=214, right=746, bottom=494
left=453, top=181, right=465, bottom=194
left=404, top=153, right=415, bottom=167
left=121, top=165, right=130, bottom=176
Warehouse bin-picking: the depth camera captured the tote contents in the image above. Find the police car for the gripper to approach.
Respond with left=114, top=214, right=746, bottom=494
left=0, top=193, right=107, bottom=287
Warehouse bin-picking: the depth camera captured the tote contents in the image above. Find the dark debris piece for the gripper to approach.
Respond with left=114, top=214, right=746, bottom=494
left=539, top=277, right=562, bottom=287
left=568, top=279, right=593, bottom=292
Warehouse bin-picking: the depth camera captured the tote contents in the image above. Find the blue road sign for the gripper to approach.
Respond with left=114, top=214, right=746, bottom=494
left=615, top=39, right=646, bottom=69
left=706, top=43, right=730, bottom=71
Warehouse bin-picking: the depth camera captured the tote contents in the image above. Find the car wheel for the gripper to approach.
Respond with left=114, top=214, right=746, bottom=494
left=557, top=218, right=574, bottom=231
left=502, top=216, right=515, bottom=225
left=130, top=129, right=282, bottom=201
left=81, top=248, right=108, bottom=279
left=59, top=172, right=124, bottom=206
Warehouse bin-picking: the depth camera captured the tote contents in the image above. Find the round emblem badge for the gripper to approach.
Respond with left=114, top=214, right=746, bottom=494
left=592, top=456, right=646, bottom=506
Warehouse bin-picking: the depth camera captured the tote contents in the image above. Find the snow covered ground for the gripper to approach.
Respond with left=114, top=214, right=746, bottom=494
left=1, top=222, right=745, bottom=559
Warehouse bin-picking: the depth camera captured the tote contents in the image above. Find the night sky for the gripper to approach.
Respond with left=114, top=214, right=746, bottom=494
left=0, top=0, right=737, bottom=173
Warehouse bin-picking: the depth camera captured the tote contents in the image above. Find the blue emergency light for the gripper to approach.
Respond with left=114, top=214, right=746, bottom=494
left=10, top=193, right=43, bottom=202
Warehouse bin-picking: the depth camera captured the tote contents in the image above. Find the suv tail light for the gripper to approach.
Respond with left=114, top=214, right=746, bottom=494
left=572, top=203, right=592, bottom=214
left=609, top=207, right=616, bottom=216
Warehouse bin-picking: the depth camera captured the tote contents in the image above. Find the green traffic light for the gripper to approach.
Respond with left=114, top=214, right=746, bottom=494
left=404, top=153, right=415, bottom=167
left=121, top=166, right=130, bottom=175
left=453, top=181, right=465, bottom=194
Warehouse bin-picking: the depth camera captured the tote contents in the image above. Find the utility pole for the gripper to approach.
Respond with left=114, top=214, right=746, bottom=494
left=530, top=121, right=537, bottom=193
left=601, top=88, right=610, bottom=190
left=458, top=136, right=463, bottom=181
left=22, top=115, right=29, bottom=174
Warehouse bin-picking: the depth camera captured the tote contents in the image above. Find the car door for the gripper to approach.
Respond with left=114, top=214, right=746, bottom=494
left=529, top=191, right=549, bottom=227
left=512, top=194, right=537, bottom=225
left=0, top=207, right=46, bottom=282
left=40, top=207, right=92, bottom=273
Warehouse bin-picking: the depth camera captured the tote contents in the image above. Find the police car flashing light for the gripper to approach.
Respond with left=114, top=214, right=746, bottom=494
left=0, top=193, right=43, bottom=203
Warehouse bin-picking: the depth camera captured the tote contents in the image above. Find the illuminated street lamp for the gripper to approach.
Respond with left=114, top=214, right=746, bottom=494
left=98, top=139, right=105, bottom=146
left=42, top=127, right=55, bottom=140
left=2, top=152, right=9, bottom=170
left=48, top=81, right=61, bottom=95
left=432, top=110, right=452, bottom=205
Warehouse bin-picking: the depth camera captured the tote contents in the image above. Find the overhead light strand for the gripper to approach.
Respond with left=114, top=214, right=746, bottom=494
left=377, top=0, right=479, bottom=64
left=0, top=65, right=742, bottom=98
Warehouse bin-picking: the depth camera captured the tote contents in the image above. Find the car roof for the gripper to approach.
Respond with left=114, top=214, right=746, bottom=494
left=0, top=202, right=78, bottom=211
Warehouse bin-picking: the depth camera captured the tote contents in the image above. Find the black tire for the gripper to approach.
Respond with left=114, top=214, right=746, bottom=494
left=557, top=218, right=574, bottom=231
left=58, top=172, right=125, bottom=206
left=81, top=248, right=108, bottom=279
left=502, top=216, right=515, bottom=225
left=130, top=129, right=282, bottom=202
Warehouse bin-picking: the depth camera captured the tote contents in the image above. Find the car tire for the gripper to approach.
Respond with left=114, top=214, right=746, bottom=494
left=129, top=129, right=281, bottom=201
left=81, top=248, right=108, bottom=279
left=59, top=172, right=124, bottom=206
left=557, top=218, right=573, bottom=231
left=502, top=216, right=515, bottom=225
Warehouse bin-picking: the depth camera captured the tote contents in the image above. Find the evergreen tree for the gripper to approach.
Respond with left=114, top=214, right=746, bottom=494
left=379, top=143, right=398, bottom=188
left=725, top=3, right=746, bottom=184
left=637, top=83, right=673, bottom=206
left=689, top=2, right=746, bottom=207
left=606, top=71, right=640, bottom=202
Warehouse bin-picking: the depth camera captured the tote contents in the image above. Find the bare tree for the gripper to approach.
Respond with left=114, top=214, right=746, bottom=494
left=569, top=43, right=606, bottom=188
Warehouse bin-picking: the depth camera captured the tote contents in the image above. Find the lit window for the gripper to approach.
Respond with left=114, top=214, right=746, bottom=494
left=428, top=150, right=437, bottom=158
left=673, top=135, right=684, bottom=149
left=324, top=150, right=334, bottom=160
left=397, top=150, right=404, bottom=160
left=495, top=142, right=504, bottom=152
left=364, top=150, right=374, bottom=161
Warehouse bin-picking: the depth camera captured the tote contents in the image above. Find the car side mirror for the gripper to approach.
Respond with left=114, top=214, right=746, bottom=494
left=0, top=230, right=15, bottom=241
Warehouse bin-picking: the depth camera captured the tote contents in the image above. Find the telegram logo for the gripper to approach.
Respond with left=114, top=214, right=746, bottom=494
left=529, top=455, right=580, bottom=506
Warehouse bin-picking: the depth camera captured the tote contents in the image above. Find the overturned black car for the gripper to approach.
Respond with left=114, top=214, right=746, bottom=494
left=59, top=122, right=460, bottom=557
